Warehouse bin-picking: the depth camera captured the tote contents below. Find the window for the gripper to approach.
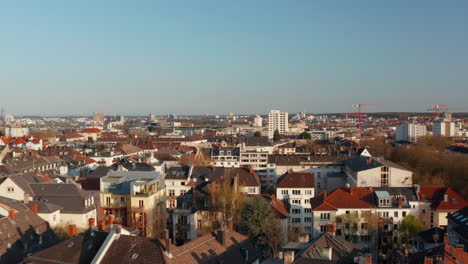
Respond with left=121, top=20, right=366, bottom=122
left=139, top=200, right=144, bottom=208
left=292, top=218, right=301, bottom=223
left=292, top=199, right=301, bottom=205
left=304, top=217, right=312, bottom=223
left=7, top=187, right=14, bottom=192
left=422, top=209, right=426, bottom=215
left=106, top=197, right=111, bottom=206
left=394, top=211, right=399, bottom=218
left=317, top=182, right=321, bottom=189
left=305, top=208, right=312, bottom=213
left=292, top=209, right=301, bottom=214
left=345, top=210, right=350, bottom=214
left=317, top=172, right=321, bottom=178
left=320, top=225, right=327, bottom=233
left=305, top=190, right=312, bottom=195
left=180, top=190, right=186, bottom=196
left=169, top=190, right=175, bottom=197
left=281, top=190, right=288, bottom=195
left=381, top=167, right=389, bottom=187
left=361, top=223, right=368, bottom=230
left=305, top=226, right=312, bottom=233
left=197, top=220, right=202, bottom=229
left=382, top=212, right=389, bottom=218
left=361, top=235, right=370, bottom=242
left=345, top=223, right=350, bottom=229
left=169, top=201, right=175, bottom=208
left=320, top=213, right=330, bottom=220
left=336, top=229, right=342, bottom=235
left=120, top=197, right=125, bottom=204
left=292, top=190, right=301, bottom=195
left=403, top=211, right=407, bottom=217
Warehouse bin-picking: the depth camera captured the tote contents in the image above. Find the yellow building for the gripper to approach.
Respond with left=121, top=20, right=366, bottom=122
left=100, top=171, right=166, bottom=238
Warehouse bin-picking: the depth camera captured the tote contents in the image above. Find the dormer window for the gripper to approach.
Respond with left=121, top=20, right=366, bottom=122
left=379, top=198, right=390, bottom=207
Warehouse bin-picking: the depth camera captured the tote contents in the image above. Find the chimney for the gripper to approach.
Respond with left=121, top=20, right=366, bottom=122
left=163, top=229, right=172, bottom=253
left=43, top=175, right=50, bottom=183
left=8, top=210, right=16, bottom=220
left=271, top=194, right=276, bottom=201
left=444, top=233, right=448, bottom=245
left=68, top=224, right=77, bottom=237
left=32, top=203, right=39, bottom=214
left=424, top=257, right=433, bottom=264
left=324, top=247, right=332, bottom=261
left=88, top=218, right=95, bottom=229
left=444, top=194, right=448, bottom=202
left=323, top=190, right=328, bottom=199
left=398, top=197, right=403, bottom=208
left=216, top=229, right=226, bottom=246
left=212, top=166, right=216, bottom=172
left=248, top=165, right=253, bottom=174
left=98, top=221, right=106, bottom=231
left=327, top=224, right=336, bottom=235
left=107, top=215, right=114, bottom=226
left=365, top=254, right=372, bottom=264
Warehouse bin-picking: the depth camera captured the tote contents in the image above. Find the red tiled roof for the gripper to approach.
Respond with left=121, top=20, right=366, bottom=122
left=277, top=171, right=315, bottom=188
left=419, top=186, right=467, bottom=211
left=79, top=128, right=101, bottom=133
left=311, top=187, right=376, bottom=211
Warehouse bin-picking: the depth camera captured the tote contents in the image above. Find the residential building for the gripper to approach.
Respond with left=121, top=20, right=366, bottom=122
left=100, top=170, right=166, bottom=237
left=211, top=147, right=240, bottom=167
left=253, top=114, right=262, bottom=127
left=268, top=110, right=288, bottom=139
left=396, top=123, right=427, bottom=142
left=276, top=171, right=315, bottom=233
left=79, top=128, right=102, bottom=142
left=0, top=197, right=58, bottom=264
left=343, top=156, right=413, bottom=187
left=4, top=126, right=29, bottom=137
left=29, top=183, right=97, bottom=229
left=446, top=206, right=468, bottom=251
left=165, top=166, right=191, bottom=209
left=417, top=186, right=467, bottom=228
left=27, top=226, right=260, bottom=264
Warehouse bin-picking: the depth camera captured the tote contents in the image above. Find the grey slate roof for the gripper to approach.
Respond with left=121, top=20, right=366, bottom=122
left=344, top=156, right=411, bottom=173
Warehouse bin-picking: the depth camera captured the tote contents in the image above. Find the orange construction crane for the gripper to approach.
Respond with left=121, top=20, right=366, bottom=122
left=427, top=104, right=448, bottom=118
left=343, top=104, right=381, bottom=136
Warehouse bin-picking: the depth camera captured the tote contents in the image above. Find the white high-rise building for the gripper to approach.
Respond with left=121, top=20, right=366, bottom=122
left=433, top=112, right=457, bottom=137
left=268, top=110, right=288, bottom=139
left=396, top=124, right=427, bottom=142
left=253, top=115, right=262, bottom=127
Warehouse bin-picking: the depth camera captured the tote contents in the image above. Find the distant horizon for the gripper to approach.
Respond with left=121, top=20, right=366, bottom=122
left=11, top=111, right=468, bottom=118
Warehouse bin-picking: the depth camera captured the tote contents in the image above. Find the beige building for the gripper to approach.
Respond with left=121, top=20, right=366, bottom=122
left=100, top=171, right=166, bottom=238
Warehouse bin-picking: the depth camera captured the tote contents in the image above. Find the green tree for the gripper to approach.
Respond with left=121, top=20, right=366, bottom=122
left=299, top=131, right=311, bottom=140
left=396, top=215, right=423, bottom=250
left=254, top=131, right=262, bottom=137
left=273, top=130, right=281, bottom=142
left=175, top=221, right=186, bottom=246
left=239, top=197, right=283, bottom=259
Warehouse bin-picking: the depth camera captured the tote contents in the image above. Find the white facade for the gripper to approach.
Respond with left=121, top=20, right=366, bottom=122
left=277, top=187, right=315, bottom=233
left=433, top=121, right=456, bottom=137
left=253, top=115, right=263, bottom=127
left=4, top=126, right=29, bottom=137
left=396, top=124, right=427, bottom=142
left=268, top=110, right=288, bottom=139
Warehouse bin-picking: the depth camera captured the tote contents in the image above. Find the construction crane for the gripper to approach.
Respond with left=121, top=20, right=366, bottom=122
left=343, top=104, right=381, bottom=136
left=427, top=104, right=449, bottom=118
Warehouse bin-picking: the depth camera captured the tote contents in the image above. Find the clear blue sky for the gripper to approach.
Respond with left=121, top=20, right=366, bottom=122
left=1, top=1, right=467, bottom=116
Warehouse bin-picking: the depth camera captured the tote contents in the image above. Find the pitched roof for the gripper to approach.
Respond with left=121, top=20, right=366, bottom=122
left=277, top=171, right=315, bottom=188
left=295, top=232, right=363, bottom=264
left=311, top=187, right=375, bottom=211
left=344, top=156, right=410, bottom=173
left=418, top=187, right=468, bottom=211
left=29, top=183, right=95, bottom=213
left=100, top=236, right=166, bottom=264
left=26, top=230, right=108, bottom=264
left=79, top=128, right=101, bottom=133
left=168, top=229, right=259, bottom=264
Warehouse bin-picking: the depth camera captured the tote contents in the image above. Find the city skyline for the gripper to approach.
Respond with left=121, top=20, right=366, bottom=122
left=1, top=1, right=467, bottom=115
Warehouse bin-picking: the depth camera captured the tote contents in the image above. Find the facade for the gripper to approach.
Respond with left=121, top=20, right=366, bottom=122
left=100, top=170, right=166, bottom=238
left=343, top=156, right=413, bottom=187
left=396, top=123, right=427, bottom=142
left=268, top=110, right=288, bottom=139
left=433, top=121, right=456, bottom=137
left=211, top=147, right=240, bottom=168
left=253, top=114, right=263, bottom=127
left=276, top=171, right=315, bottom=233
left=165, top=166, right=191, bottom=209
left=4, top=126, right=29, bottom=137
